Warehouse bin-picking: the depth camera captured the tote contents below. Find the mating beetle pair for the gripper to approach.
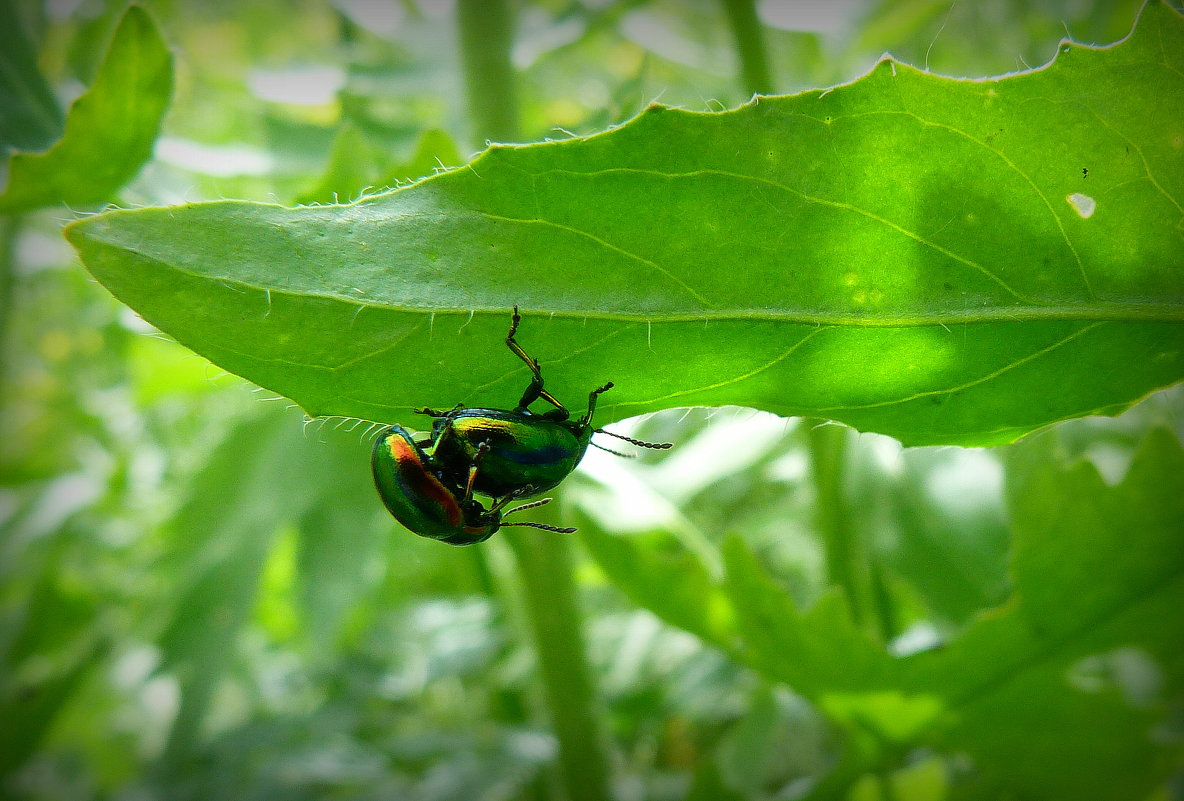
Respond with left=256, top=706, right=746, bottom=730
left=371, top=307, right=670, bottom=545
left=371, top=423, right=562, bottom=545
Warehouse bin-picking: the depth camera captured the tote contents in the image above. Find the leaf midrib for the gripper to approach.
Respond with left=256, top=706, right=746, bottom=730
left=86, top=242, right=1184, bottom=326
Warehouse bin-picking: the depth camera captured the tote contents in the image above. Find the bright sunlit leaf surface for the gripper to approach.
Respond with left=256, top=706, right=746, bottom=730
left=65, top=2, right=1183, bottom=446
left=0, top=6, right=173, bottom=212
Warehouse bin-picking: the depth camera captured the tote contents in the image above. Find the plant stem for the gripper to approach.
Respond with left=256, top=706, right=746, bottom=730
left=455, top=5, right=610, bottom=800
left=808, top=424, right=898, bottom=643
left=720, top=0, right=775, bottom=95
left=807, top=424, right=867, bottom=628
left=868, top=558, right=898, bottom=644
left=877, top=771, right=902, bottom=801
left=506, top=528, right=611, bottom=801
left=0, top=215, right=19, bottom=412
left=457, top=0, right=521, bottom=143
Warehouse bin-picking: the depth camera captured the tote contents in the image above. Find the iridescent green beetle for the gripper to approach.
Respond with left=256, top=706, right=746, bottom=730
left=417, top=306, right=670, bottom=500
left=371, top=424, right=573, bottom=546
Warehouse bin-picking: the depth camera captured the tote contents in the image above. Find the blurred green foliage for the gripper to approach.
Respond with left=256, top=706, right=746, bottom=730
left=2, top=1, right=1182, bottom=801
left=0, top=6, right=173, bottom=212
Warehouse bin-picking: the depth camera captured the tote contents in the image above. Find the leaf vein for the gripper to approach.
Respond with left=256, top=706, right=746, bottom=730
left=886, top=108, right=1096, bottom=298
left=526, top=166, right=1035, bottom=304
left=1059, top=99, right=1184, bottom=216
left=817, top=321, right=1105, bottom=411
left=618, top=326, right=832, bottom=406
left=475, top=211, right=717, bottom=307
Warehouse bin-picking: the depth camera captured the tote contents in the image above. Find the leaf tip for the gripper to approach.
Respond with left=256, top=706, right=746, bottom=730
left=60, top=208, right=117, bottom=251
left=61, top=216, right=87, bottom=247
left=112, top=2, right=168, bottom=48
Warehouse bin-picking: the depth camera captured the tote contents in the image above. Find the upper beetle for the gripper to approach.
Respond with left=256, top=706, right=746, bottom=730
left=417, top=306, right=669, bottom=499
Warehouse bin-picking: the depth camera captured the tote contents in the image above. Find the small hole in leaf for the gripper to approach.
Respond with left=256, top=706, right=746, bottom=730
left=1067, top=192, right=1096, bottom=218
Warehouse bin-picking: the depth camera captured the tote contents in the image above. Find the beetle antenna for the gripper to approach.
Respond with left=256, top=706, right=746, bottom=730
left=593, top=429, right=673, bottom=450
left=500, top=521, right=578, bottom=534
left=500, top=497, right=577, bottom=532
left=590, top=441, right=636, bottom=458
left=505, top=497, right=553, bottom=515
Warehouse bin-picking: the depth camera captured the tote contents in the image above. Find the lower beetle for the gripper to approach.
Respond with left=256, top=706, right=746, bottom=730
left=417, top=306, right=671, bottom=499
left=372, top=424, right=574, bottom=546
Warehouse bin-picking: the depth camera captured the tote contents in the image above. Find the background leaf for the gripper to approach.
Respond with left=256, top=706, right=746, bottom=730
left=0, top=2, right=63, bottom=152
left=573, top=422, right=1184, bottom=799
left=580, top=522, right=734, bottom=650
left=723, top=537, right=894, bottom=698
left=0, top=5, right=173, bottom=212
left=64, top=2, right=1183, bottom=446
left=868, top=427, right=1184, bottom=800
left=296, top=125, right=461, bottom=206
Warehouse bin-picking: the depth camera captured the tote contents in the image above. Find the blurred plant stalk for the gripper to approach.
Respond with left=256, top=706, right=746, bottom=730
left=456, top=2, right=612, bottom=800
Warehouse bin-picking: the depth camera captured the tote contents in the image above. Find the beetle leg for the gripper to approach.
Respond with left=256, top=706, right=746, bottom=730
left=507, top=304, right=523, bottom=339
left=506, top=306, right=569, bottom=417
left=487, top=485, right=536, bottom=515
left=462, top=441, right=491, bottom=504
left=514, top=372, right=567, bottom=418
left=415, top=402, right=464, bottom=418
left=578, top=382, right=614, bottom=425
left=427, top=403, right=468, bottom=454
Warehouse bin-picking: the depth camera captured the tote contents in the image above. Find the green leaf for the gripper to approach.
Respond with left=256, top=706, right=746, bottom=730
left=716, top=685, right=780, bottom=795
left=579, top=523, right=735, bottom=650
left=0, top=1, right=63, bottom=152
left=295, top=124, right=461, bottom=205
left=64, top=2, right=1183, bottom=445
left=719, top=428, right=1184, bottom=799
left=0, top=641, right=107, bottom=778
left=293, top=431, right=385, bottom=651
left=685, top=759, right=747, bottom=801
left=722, top=537, right=893, bottom=698
left=0, top=5, right=173, bottom=212
left=155, top=407, right=346, bottom=761
left=897, top=428, right=1184, bottom=801
left=868, top=447, right=1011, bottom=625
left=294, top=121, right=388, bottom=206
